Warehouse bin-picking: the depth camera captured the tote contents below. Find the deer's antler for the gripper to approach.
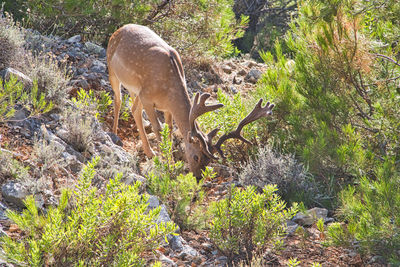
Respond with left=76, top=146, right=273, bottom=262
left=189, top=93, right=224, bottom=159
left=210, top=99, right=275, bottom=158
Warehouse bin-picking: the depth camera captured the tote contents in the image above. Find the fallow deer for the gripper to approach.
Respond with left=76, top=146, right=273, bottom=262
left=107, top=24, right=274, bottom=178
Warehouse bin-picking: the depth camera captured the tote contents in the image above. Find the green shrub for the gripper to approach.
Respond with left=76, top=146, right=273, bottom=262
left=251, top=0, right=400, bottom=187
left=147, top=126, right=207, bottom=230
left=14, top=0, right=246, bottom=61
left=72, top=89, right=112, bottom=122
left=0, top=75, right=53, bottom=123
left=1, top=157, right=177, bottom=266
left=208, top=184, right=297, bottom=265
left=334, top=160, right=400, bottom=263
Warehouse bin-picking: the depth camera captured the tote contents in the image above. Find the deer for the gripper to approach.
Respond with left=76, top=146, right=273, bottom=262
left=107, top=24, right=275, bottom=178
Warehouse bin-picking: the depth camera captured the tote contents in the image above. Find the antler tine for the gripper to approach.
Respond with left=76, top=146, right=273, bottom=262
left=189, top=93, right=224, bottom=135
left=213, top=99, right=275, bottom=158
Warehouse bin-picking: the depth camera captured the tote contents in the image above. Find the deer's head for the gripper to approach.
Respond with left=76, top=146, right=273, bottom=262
left=185, top=93, right=275, bottom=179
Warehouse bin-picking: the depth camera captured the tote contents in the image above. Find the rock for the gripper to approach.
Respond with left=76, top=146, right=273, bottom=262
left=0, top=68, right=33, bottom=89
left=0, top=202, right=9, bottom=221
left=286, top=220, right=299, bottom=236
left=147, top=195, right=160, bottom=210
left=91, top=60, right=107, bottom=73
left=1, top=182, right=29, bottom=208
left=168, top=235, right=185, bottom=251
left=178, top=244, right=200, bottom=261
left=221, top=64, right=232, bottom=74
left=84, top=42, right=106, bottom=57
left=229, top=86, right=238, bottom=94
left=245, top=68, right=262, bottom=83
left=67, top=35, right=81, bottom=43
left=159, top=254, right=177, bottom=267
left=70, top=79, right=89, bottom=89
left=233, top=75, right=242, bottom=85
left=107, top=132, right=123, bottom=146
left=292, top=207, right=329, bottom=226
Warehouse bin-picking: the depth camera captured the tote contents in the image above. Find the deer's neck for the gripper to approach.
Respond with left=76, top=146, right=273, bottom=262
left=170, top=90, right=192, bottom=142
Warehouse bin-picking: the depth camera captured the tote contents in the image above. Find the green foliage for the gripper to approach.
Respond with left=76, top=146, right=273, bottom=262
left=197, top=88, right=259, bottom=161
left=287, top=257, right=301, bottom=267
left=72, top=89, right=112, bottom=122
left=1, top=157, right=177, bottom=266
left=119, top=94, right=132, bottom=122
left=335, top=160, right=400, bottom=262
left=252, top=0, right=400, bottom=188
left=0, top=75, right=53, bottom=123
left=326, top=222, right=355, bottom=248
left=147, top=126, right=207, bottom=230
left=316, top=218, right=325, bottom=234
left=11, top=0, right=245, bottom=60
left=208, top=184, right=297, bottom=264
left=0, top=75, right=25, bottom=122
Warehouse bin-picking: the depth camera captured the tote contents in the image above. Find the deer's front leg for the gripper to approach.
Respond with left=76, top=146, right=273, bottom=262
left=132, top=97, right=154, bottom=157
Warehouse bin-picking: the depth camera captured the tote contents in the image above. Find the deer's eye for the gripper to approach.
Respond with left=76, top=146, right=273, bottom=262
left=193, top=155, right=199, bottom=162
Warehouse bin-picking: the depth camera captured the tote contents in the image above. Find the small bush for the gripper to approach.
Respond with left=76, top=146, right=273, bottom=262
left=0, top=12, right=24, bottom=69
left=0, top=75, right=25, bottom=123
left=62, top=108, right=94, bottom=154
left=0, top=150, right=30, bottom=183
left=1, top=157, right=177, bottom=266
left=19, top=138, right=66, bottom=195
left=239, top=145, right=321, bottom=207
left=334, top=160, right=400, bottom=263
left=147, top=126, right=207, bottom=230
left=0, top=75, right=52, bottom=122
left=93, top=149, right=140, bottom=188
left=22, top=53, right=70, bottom=109
left=72, top=89, right=112, bottom=122
left=208, top=184, right=297, bottom=265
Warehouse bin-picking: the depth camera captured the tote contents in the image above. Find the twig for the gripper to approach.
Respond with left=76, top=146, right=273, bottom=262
left=375, top=54, right=400, bottom=67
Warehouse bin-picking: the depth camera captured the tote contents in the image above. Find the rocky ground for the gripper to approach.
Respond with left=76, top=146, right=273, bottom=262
left=0, top=30, right=387, bottom=266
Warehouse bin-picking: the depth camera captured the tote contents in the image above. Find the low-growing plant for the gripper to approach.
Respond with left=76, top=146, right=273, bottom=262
left=72, top=89, right=112, bottom=122
left=119, top=94, right=132, bottom=121
left=208, top=184, right=298, bottom=265
left=0, top=76, right=53, bottom=123
left=62, top=108, right=94, bottom=154
left=316, top=218, right=325, bottom=239
left=22, top=52, right=70, bottom=108
left=335, top=160, right=400, bottom=263
left=326, top=222, right=355, bottom=248
left=1, top=157, right=177, bottom=266
left=0, top=11, right=24, bottom=69
left=0, top=149, right=30, bottom=183
left=287, top=258, right=301, bottom=267
left=239, top=144, right=322, bottom=207
left=19, top=138, right=66, bottom=195
left=147, top=125, right=207, bottom=230
left=0, top=75, right=26, bottom=122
